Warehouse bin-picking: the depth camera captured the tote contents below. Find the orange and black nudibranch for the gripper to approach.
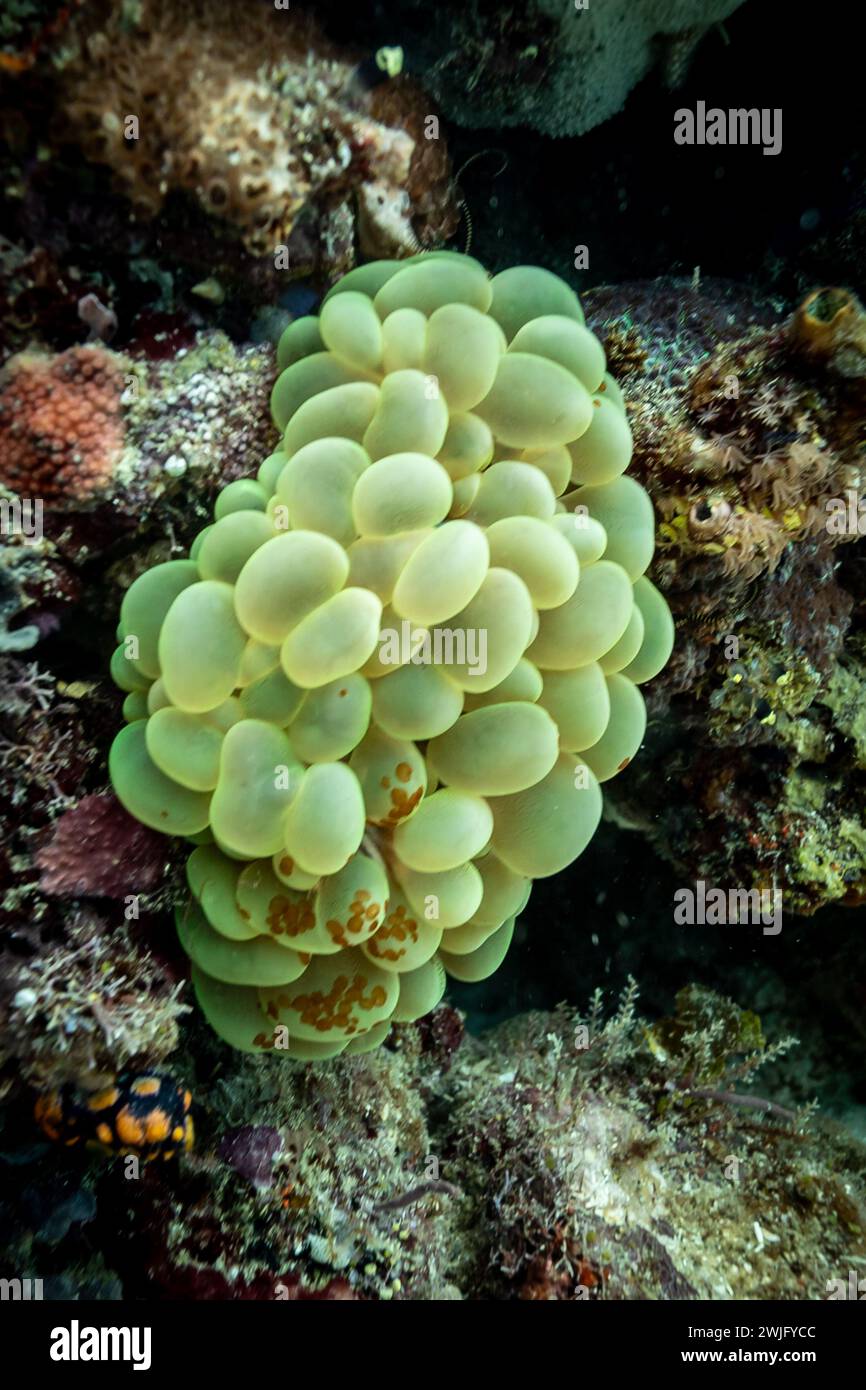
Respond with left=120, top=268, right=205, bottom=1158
left=35, top=1072, right=194, bottom=1161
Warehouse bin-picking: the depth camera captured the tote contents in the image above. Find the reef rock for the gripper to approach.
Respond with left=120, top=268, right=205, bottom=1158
left=584, top=278, right=866, bottom=914
left=346, top=0, right=747, bottom=140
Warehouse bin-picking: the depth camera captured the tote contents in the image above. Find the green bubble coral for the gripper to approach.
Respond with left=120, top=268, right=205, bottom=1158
left=108, top=251, right=674, bottom=1061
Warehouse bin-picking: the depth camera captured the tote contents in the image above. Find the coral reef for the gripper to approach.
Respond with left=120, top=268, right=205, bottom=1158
left=584, top=277, right=866, bottom=914
left=106, top=253, right=671, bottom=1058
left=2, top=987, right=862, bottom=1301
left=0, top=326, right=277, bottom=1097
left=1, top=0, right=865, bottom=1312
left=445, top=989, right=865, bottom=1300
left=0, top=1, right=459, bottom=375
left=2, top=909, right=188, bottom=1090
left=0, top=647, right=186, bottom=1091
left=51, top=0, right=456, bottom=266
left=0, top=329, right=275, bottom=595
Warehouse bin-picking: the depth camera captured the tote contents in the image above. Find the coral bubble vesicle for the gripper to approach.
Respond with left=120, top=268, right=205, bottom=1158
left=107, top=254, right=672, bottom=1058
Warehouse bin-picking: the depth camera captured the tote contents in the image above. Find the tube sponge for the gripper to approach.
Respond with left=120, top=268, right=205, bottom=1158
left=108, top=251, right=673, bottom=1060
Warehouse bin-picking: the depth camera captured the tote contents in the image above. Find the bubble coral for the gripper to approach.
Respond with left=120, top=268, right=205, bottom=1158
left=0, top=346, right=124, bottom=504
left=108, top=252, right=673, bottom=1060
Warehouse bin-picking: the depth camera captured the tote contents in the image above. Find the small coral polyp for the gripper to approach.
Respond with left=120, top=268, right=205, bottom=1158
left=108, top=253, right=673, bottom=1061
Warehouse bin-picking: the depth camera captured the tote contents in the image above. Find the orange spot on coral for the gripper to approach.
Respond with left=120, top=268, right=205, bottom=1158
left=130, top=1077, right=160, bottom=1097
left=326, top=919, right=348, bottom=948
left=34, top=1092, right=66, bottom=1140
left=145, top=1109, right=172, bottom=1143
left=327, top=889, right=381, bottom=946
left=281, top=971, right=387, bottom=1033
left=115, top=1107, right=145, bottom=1145
left=383, top=784, right=423, bottom=824
left=267, top=893, right=315, bottom=937
left=366, top=902, right=418, bottom=961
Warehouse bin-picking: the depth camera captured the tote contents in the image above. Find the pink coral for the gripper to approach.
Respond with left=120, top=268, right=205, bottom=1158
left=0, top=346, right=124, bottom=503
left=36, top=793, right=168, bottom=898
